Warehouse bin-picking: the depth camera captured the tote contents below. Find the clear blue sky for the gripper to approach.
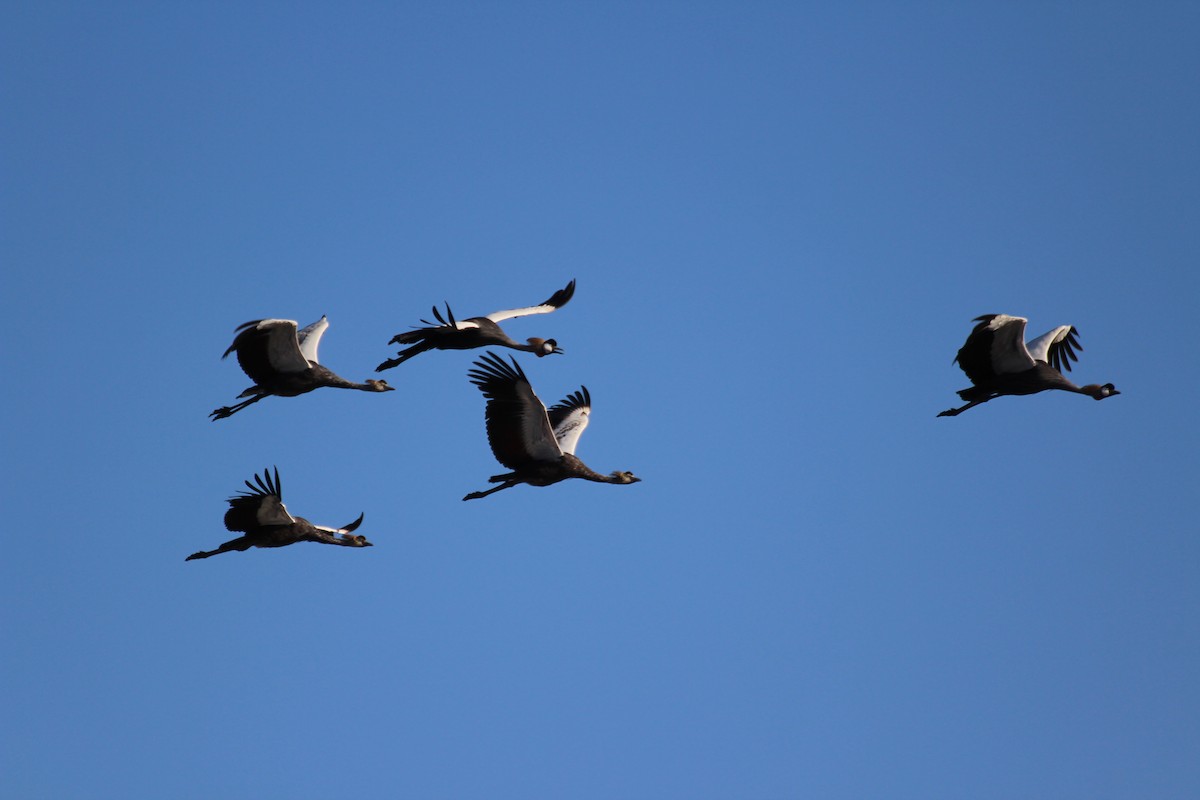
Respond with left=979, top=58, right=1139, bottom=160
left=4, top=3, right=1198, bottom=797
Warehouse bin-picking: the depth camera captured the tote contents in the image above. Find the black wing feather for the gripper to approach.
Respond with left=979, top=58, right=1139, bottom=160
left=468, top=352, right=560, bottom=469
left=1048, top=327, right=1083, bottom=374
left=541, top=279, right=576, bottom=309
left=225, top=467, right=290, bottom=533
left=547, top=387, right=591, bottom=430
left=953, top=315, right=1000, bottom=385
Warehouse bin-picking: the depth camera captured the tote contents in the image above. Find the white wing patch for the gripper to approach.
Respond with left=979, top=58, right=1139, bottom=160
left=986, top=315, right=1036, bottom=374
left=260, top=320, right=310, bottom=374
left=553, top=407, right=591, bottom=455
left=297, top=316, right=329, bottom=363
left=1024, top=325, right=1072, bottom=364
left=486, top=302, right=561, bottom=324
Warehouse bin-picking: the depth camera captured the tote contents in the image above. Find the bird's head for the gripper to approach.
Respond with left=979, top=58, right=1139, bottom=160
left=336, top=514, right=372, bottom=547
left=366, top=379, right=395, bottom=392
left=611, top=471, right=641, bottom=484
left=1083, top=383, right=1120, bottom=400
left=529, top=338, right=563, bottom=356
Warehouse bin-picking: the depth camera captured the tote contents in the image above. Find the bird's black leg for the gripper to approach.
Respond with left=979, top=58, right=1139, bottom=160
left=376, top=342, right=430, bottom=372
left=185, top=537, right=253, bottom=560
left=462, top=481, right=518, bottom=501
left=209, top=393, right=267, bottom=421
left=937, top=397, right=990, bottom=417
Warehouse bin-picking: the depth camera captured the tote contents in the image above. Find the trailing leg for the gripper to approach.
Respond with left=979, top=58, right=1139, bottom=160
left=937, top=396, right=993, bottom=417
left=209, top=393, right=267, bottom=421
left=186, top=536, right=253, bottom=560
left=462, top=481, right=518, bottom=501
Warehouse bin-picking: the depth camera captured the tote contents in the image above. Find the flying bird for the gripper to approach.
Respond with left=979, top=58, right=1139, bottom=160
left=462, top=351, right=640, bottom=500
left=210, top=316, right=394, bottom=420
left=938, top=314, right=1120, bottom=417
left=186, top=467, right=373, bottom=560
left=376, top=279, right=575, bottom=371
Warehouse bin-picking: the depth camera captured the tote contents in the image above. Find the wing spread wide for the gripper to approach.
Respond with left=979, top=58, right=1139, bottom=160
left=547, top=387, right=591, bottom=456
left=224, top=467, right=295, bottom=532
left=468, top=352, right=562, bottom=469
left=1025, top=325, right=1082, bottom=374
left=484, top=279, right=576, bottom=323
left=225, top=319, right=310, bottom=383
left=956, top=314, right=1035, bottom=383
left=296, top=316, right=329, bottom=364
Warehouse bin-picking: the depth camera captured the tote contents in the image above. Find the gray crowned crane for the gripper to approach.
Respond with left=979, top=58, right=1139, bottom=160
left=462, top=351, right=641, bottom=500
left=186, top=467, right=373, bottom=560
left=938, top=314, right=1120, bottom=417
left=376, top=279, right=575, bottom=371
left=210, top=316, right=394, bottom=420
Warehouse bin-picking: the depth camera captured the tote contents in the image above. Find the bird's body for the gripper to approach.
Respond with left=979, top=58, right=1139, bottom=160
left=186, top=467, right=373, bottom=560
left=211, top=317, right=393, bottom=420
left=377, top=280, right=575, bottom=371
left=462, top=351, right=640, bottom=500
left=939, top=314, right=1119, bottom=417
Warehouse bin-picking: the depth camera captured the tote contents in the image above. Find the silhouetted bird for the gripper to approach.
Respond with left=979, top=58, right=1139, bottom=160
left=211, top=317, right=393, bottom=420
left=377, top=280, right=575, bottom=371
left=939, top=314, right=1120, bottom=417
left=186, top=467, right=372, bottom=560
left=463, top=352, right=640, bottom=500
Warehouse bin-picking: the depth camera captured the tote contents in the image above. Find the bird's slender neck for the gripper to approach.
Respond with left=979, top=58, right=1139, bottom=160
left=329, top=375, right=388, bottom=392
left=566, top=457, right=630, bottom=484
left=307, top=528, right=360, bottom=546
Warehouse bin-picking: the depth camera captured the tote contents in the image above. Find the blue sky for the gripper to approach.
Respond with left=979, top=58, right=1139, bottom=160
left=3, top=2, right=1198, bottom=797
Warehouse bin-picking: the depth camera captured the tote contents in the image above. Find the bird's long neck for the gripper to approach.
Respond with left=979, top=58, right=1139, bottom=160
left=322, top=372, right=385, bottom=392
left=563, top=454, right=622, bottom=484
left=305, top=527, right=360, bottom=546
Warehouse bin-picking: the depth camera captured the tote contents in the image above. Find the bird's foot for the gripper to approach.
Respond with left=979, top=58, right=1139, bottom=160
left=936, top=408, right=959, bottom=418
left=209, top=407, right=233, bottom=421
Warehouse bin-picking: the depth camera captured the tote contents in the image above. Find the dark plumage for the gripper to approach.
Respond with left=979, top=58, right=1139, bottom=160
left=210, top=317, right=393, bottom=420
left=186, top=468, right=373, bottom=560
left=376, top=280, right=575, bottom=371
left=938, top=314, right=1120, bottom=417
left=462, top=352, right=640, bottom=500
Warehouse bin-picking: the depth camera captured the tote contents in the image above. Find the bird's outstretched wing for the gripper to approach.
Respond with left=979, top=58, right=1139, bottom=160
left=224, top=467, right=295, bottom=532
left=467, top=352, right=562, bottom=468
left=547, top=387, right=591, bottom=456
left=955, top=314, right=1035, bottom=382
left=223, top=319, right=310, bottom=383
left=296, top=316, right=329, bottom=364
left=313, top=513, right=365, bottom=536
left=1025, top=325, right=1081, bottom=374
left=484, top=279, right=576, bottom=323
